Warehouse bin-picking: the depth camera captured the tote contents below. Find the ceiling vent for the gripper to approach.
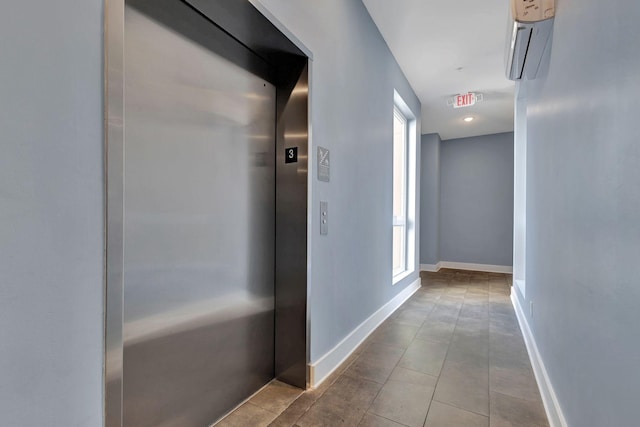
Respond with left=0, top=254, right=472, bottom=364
left=505, top=0, right=555, bottom=81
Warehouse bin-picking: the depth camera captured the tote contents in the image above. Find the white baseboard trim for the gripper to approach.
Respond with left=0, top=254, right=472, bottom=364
left=308, top=277, right=421, bottom=388
left=420, top=262, right=441, bottom=272
left=511, top=289, right=568, bottom=427
left=420, top=261, right=512, bottom=274
left=441, top=261, right=512, bottom=273
left=515, top=279, right=526, bottom=299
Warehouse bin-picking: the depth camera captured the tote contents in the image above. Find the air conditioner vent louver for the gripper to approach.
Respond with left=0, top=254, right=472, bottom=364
left=518, top=28, right=534, bottom=80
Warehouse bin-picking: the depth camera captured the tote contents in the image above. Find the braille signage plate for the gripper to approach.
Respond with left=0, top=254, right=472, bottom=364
left=317, top=146, right=330, bottom=182
left=285, top=147, right=298, bottom=163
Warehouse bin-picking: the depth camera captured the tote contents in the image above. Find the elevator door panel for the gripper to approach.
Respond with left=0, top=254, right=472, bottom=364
left=123, top=6, right=276, bottom=426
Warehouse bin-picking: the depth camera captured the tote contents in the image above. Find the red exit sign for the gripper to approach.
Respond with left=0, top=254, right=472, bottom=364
left=454, top=92, right=477, bottom=108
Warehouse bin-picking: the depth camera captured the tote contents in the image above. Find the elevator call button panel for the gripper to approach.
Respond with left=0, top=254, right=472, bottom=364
left=320, top=201, right=328, bottom=235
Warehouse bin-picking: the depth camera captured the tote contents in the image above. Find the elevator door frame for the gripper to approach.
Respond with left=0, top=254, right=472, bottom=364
left=104, top=1, right=311, bottom=426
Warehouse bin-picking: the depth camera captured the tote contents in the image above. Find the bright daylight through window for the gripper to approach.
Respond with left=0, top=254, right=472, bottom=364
left=392, top=107, right=408, bottom=278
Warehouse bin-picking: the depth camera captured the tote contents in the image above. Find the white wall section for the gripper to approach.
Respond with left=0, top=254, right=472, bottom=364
left=420, top=132, right=514, bottom=270
left=419, top=133, right=441, bottom=266
left=0, top=1, right=104, bottom=425
left=516, top=0, right=640, bottom=425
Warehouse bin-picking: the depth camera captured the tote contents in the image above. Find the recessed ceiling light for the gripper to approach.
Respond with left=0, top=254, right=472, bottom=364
left=463, top=116, right=474, bottom=122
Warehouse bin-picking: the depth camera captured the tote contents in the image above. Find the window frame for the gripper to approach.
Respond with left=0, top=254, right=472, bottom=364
left=392, top=91, right=417, bottom=285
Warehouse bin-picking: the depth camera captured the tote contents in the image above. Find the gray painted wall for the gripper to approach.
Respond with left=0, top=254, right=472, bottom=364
left=255, top=0, right=421, bottom=362
left=513, top=84, right=527, bottom=289
left=0, top=2, right=104, bottom=426
left=420, top=133, right=441, bottom=265
left=440, top=133, right=514, bottom=266
left=516, top=0, right=640, bottom=425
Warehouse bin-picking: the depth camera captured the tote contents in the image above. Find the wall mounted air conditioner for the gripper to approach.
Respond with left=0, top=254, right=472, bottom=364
left=505, top=0, right=555, bottom=81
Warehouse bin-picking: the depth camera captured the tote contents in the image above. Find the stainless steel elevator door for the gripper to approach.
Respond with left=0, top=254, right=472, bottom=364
left=123, top=6, right=276, bottom=427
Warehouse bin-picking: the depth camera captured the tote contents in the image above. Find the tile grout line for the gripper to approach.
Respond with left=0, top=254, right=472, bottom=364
left=296, top=278, right=431, bottom=426
left=357, top=276, right=427, bottom=425
left=276, top=348, right=364, bottom=426
left=421, top=273, right=464, bottom=427
left=361, top=275, right=450, bottom=426
left=429, top=398, right=490, bottom=419
left=424, top=272, right=499, bottom=425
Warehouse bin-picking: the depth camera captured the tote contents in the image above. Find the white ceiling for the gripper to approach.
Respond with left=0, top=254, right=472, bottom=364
left=362, top=0, right=514, bottom=140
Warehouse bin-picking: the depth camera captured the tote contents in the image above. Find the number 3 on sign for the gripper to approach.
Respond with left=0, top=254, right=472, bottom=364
left=285, top=147, right=298, bottom=164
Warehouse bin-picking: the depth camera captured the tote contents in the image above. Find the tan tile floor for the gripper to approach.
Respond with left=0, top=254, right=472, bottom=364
left=217, top=269, right=549, bottom=427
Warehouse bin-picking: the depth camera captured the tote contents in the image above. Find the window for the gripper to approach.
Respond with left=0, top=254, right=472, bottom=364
left=392, top=91, right=416, bottom=284
left=392, top=107, right=408, bottom=278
